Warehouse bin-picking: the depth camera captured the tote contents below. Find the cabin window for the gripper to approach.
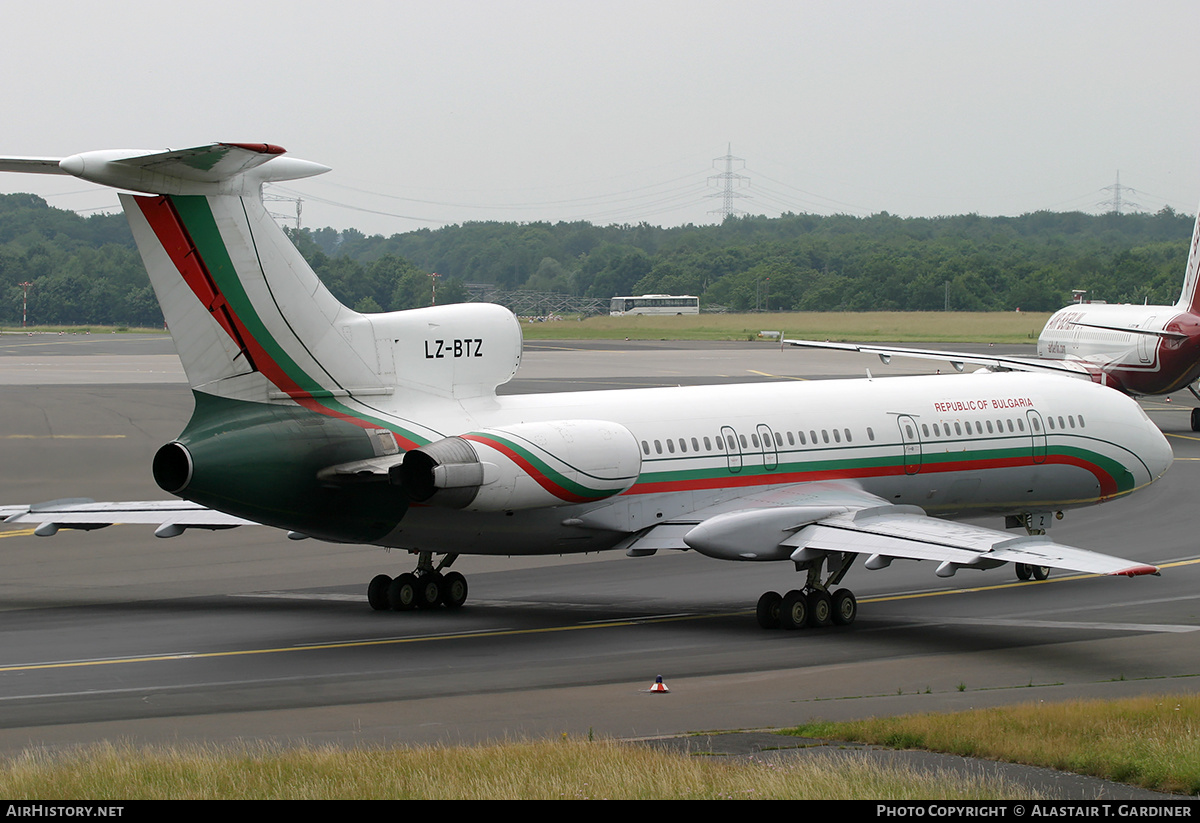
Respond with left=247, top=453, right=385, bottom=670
left=751, top=433, right=760, bottom=448
left=822, top=429, right=830, bottom=444
left=1058, top=416, right=1066, bottom=429
left=985, top=420, right=994, bottom=434
left=775, top=432, right=784, bottom=447
left=921, top=424, right=930, bottom=437
left=1048, top=417, right=1056, bottom=430
left=1067, top=416, right=1075, bottom=429
left=810, top=430, right=818, bottom=444
left=641, top=440, right=650, bottom=455
left=798, top=431, right=807, bottom=445
left=867, top=427, right=875, bottom=441
left=833, top=429, right=841, bottom=443
left=1078, top=415, right=1086, bottom=427
left=739, top=434, right=748, bottom=448
left=1030, top=418, right=1039, bottom=432
left=654, top=440, right=662, bottom=454
left=844, top=428, right=852, bottom=442
left=678, top=438, right=687, bottom=453
left=786, top=432, right=795, bottom=446
left=954, top=422, right=962, bottom=436
left=728, top=435, right=738, bottom=450
left=1007, top=419, right=1015, bottom=432
left=704, top=436, right=712, bottom=450
left=692, top=437, right=700, bottom=451
left=667, top=439, right=676, bottom=453
left=904, top=424, right=914, bottom=439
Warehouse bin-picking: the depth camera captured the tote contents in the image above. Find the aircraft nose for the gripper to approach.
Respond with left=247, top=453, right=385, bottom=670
left=1146, top=414, right=1174, bottom=481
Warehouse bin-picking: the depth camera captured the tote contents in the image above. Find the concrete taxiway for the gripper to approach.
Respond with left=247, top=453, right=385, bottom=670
left=0, top=333, right=1196, bottom=798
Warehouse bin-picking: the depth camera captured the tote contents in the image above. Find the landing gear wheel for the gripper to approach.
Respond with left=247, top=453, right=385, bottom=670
left=388, top=573, right=417, bottom=611
left=1032, top=565, right=1050, bottom=581
left=367, top=574, right=392, bottom=611
left=440, top=571, right=468, bottom=609
left=414, top=573, right=443, bottom=609
left=831, top=588, right=857, bottom=626
left=780, top=589, right=809, bottom=630
left=1015, top=563, right=1032, bottom=581
left=756, top=591, right=782, bottom=629
left=1192, top=407, right=1200, bottom=432
left=807, top=590, right=833, bottom=628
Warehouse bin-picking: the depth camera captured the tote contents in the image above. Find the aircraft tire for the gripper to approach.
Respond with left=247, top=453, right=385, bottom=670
left=1192, top=408, right=1200, bottom=432
left=755, top=591, right=782, bottom=629
left=1032, top=565, right=1050, bottom=581
left=414, top=573, right=443, bottom=609
left=388, top=573, right=417, bottom=611
left=831, top=588, right=857, bottom=625
left=1015, top=563, right=1032, bottom=581
left=441, top=572, right=468, bottom=609
left=367, top=574, right=392, bottom=611
left=807, top=590, right=833, bottom=628
left=780, top=589, right=808, bottom=630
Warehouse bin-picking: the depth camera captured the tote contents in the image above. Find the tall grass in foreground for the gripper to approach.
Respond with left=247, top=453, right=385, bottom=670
left=0, top=739, right=1041, bottom=800
left=789, top=694, right=1200, bottom=795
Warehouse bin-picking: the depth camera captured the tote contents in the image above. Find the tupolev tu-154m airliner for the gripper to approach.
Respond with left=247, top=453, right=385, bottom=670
left=786, top=201, right=1200, bottom=430
left=0, top=143, right=1172, bottom=631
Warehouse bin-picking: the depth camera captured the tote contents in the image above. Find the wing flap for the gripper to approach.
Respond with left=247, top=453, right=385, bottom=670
left=789, top=508, right=1158, bottom=577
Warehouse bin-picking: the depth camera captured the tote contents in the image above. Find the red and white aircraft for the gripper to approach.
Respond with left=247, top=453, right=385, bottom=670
left=787, top=206, right=1200, bottom=429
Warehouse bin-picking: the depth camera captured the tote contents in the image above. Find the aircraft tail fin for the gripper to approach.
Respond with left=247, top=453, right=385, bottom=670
left=3, top=143, right=525, bottom=417
left=1177, top=201, right=1200, bottom=313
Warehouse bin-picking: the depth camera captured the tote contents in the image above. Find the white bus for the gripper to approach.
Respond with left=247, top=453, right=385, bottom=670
left=609, top=294, right=700, bottom=316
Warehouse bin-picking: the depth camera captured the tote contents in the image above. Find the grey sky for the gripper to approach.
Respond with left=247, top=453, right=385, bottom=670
left=3, top=0, right=1198, bottom=236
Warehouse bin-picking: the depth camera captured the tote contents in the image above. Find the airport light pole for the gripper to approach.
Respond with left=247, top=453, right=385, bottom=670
left=19, top=281, right=32, bottom=328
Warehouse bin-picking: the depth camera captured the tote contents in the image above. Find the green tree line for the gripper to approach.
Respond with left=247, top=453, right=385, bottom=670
left=0, top=191, right=1193, bottom=326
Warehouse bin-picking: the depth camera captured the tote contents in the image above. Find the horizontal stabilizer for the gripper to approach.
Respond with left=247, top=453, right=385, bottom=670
left=0, top=157, right=70, bottom=175
left=0, top=143, right=329, bottom=195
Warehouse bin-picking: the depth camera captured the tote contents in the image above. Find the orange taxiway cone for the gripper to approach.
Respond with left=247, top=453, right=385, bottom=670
left=649, top=675, right=669, bottom=693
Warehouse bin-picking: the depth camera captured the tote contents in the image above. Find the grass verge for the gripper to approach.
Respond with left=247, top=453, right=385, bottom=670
left=2, top=312, right=1050, bottom=343
left=786, top=693, right=1200, bottom=795
left=509, top=311, right=1051, bottom=343
left=0, top=738, right=1043, bottom=800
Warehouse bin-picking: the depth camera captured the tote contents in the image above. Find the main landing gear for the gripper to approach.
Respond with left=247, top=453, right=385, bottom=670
left=1187, top=385, right=1200, bottom=432
left=1014, top=563, right=1050, bottom=582
left=755, top=551, right=858, bottom=630
left=367, top=551, right=468, bottom=612
left=755, top=587, right=857, bottom=630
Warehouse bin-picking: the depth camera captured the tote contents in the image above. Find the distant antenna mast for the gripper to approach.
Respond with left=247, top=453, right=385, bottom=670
left=1099, top=171, right=1140, bottom=214
left=708, top=143, right=750, bottom=220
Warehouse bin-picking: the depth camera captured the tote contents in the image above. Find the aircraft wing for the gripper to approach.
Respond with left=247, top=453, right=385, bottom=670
left=785, top=506, right=1159, bottom=577
left=782, top=338, right=1095, bottom=379
left=1, top=499, right=257, bottom=538
left=615, top=481, right=1158, bottom=578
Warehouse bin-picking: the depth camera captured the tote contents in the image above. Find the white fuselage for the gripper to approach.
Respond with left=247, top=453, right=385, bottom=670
left=384, top=371, right=1172, bottom=554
